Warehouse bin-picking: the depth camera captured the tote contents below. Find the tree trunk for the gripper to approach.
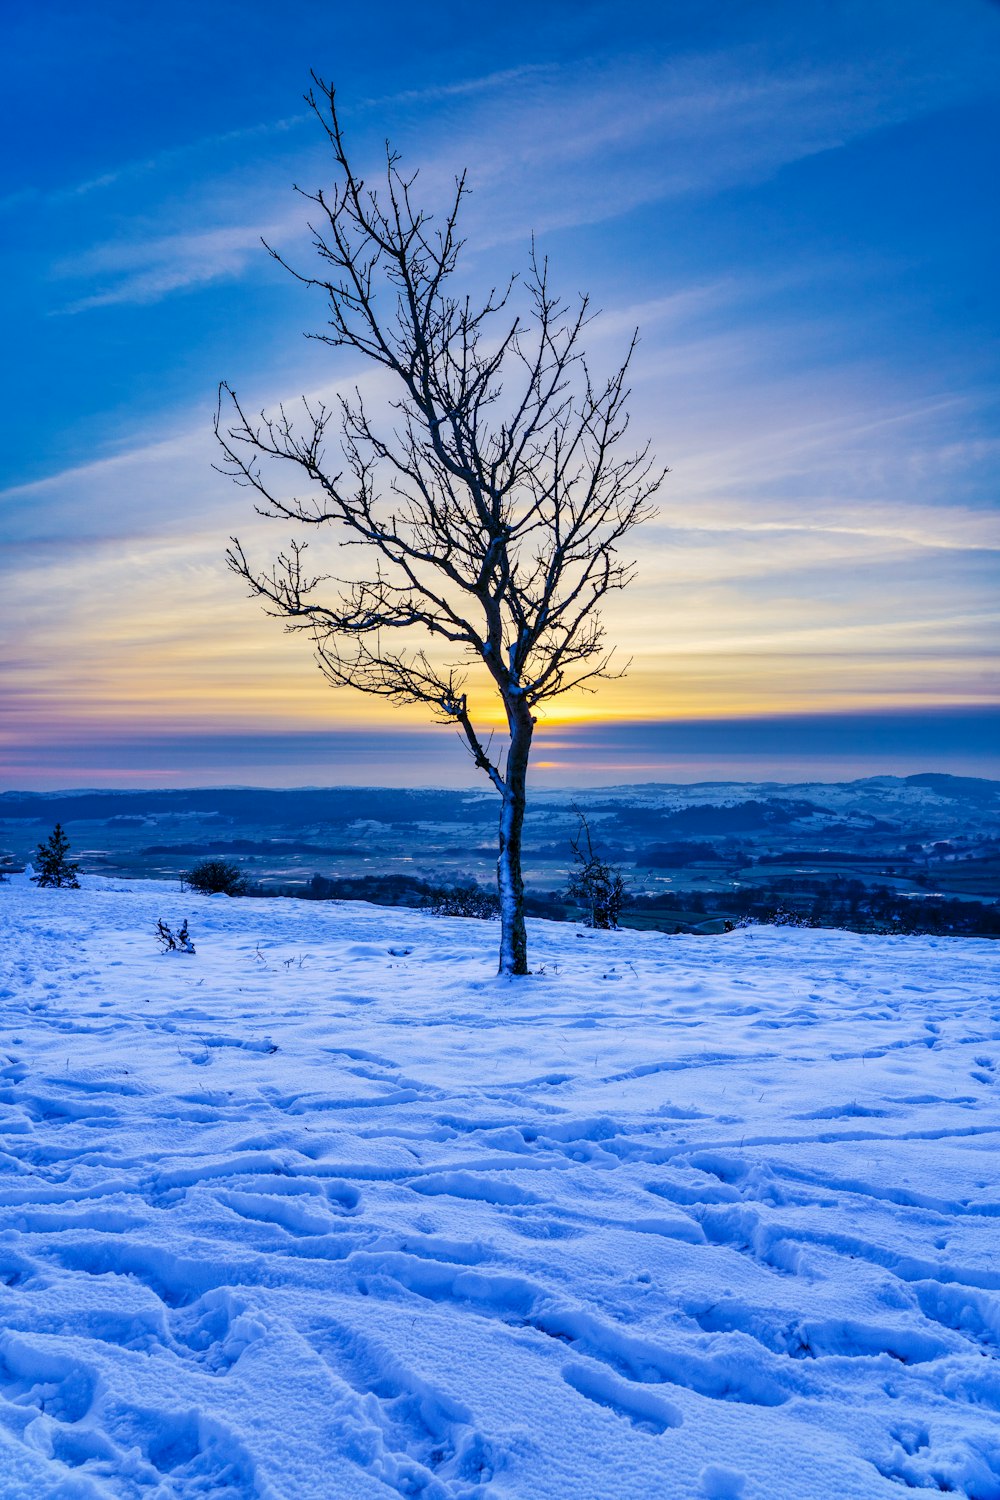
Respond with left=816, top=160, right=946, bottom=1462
left=497, top=699, right=533, bottom=975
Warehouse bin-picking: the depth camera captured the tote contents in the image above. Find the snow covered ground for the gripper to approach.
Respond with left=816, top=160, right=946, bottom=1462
left=1, top=876, right=999, bottom=1500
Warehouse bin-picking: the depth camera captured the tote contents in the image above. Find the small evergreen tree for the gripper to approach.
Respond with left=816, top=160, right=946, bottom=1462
left=567, top=812, right=629, bottom=930
left=32, top=824, right=80, bottom=888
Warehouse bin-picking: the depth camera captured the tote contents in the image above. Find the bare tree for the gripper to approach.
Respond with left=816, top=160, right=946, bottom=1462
left=567, top=810, right=630, bottom=930
left=216, top=76, right=663, bottom=975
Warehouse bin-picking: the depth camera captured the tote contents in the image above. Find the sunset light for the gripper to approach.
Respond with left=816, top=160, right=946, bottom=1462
left=2, top=1, right=998, bottom=790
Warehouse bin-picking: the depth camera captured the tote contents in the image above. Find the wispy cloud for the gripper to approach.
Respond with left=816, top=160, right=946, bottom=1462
left=45, top=29, right=995, bottom=315
left=366, top=63, right=558, bottom=108
left=52, top=221, right=294, bottom=312
left=0, top=115, right=310, bottom=218
left=1, top=65, right=556, bottom=220
left=413, top=41, right=999, bottom=248
left=4, top=297, right=995, bottom=737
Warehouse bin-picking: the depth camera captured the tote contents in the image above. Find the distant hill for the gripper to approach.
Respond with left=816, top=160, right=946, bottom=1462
left=3, top=777, right=997, bottom=936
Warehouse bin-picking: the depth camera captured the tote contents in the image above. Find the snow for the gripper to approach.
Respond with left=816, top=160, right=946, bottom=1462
left=2, top=875, right=999, bottom=1499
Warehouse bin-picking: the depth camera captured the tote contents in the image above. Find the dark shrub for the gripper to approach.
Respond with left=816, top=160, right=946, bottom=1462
left=431, top=884, right=500, bottom=920
left=185, top=858, right=250, bottom=896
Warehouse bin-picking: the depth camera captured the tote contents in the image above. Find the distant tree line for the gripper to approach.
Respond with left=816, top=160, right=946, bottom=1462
left=298, top=872, right=566, bottom=922
left=627, top=879, right=1000, bottom=938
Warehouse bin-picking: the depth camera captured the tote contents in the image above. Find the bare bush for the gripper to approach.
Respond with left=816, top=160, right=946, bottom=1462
left=567, top=812, right=630, bottom=929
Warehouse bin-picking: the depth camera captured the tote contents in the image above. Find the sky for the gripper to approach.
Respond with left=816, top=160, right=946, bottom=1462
left=1, top=0, right=998, bottom=789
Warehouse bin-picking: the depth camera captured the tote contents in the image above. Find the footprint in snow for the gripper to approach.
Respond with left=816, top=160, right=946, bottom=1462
left=0, top=1339, right=95, bottom=1424
left=311, top=1318, right=496, bottom=1496
left=562, top=1359, right=682, bottom=1434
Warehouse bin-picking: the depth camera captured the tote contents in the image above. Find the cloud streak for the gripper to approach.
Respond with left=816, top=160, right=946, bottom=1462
left=53, top=222, right=293, bottom=312
left=46, top=25, right=999, bottom=314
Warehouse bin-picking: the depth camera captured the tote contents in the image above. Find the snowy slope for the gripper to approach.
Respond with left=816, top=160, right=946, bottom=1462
left=1, top=877, right=999, bottom=1500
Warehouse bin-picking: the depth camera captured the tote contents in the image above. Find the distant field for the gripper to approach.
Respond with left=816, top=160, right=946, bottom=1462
left=2, top=775, right=998, bottom=937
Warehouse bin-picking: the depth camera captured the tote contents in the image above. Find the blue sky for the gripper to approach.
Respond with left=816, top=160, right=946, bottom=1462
left=2, top=0, right=998, bottom=787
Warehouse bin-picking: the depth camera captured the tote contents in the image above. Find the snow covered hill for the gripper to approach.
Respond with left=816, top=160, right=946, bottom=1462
left=1, top=877, right=998, bottom=1499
